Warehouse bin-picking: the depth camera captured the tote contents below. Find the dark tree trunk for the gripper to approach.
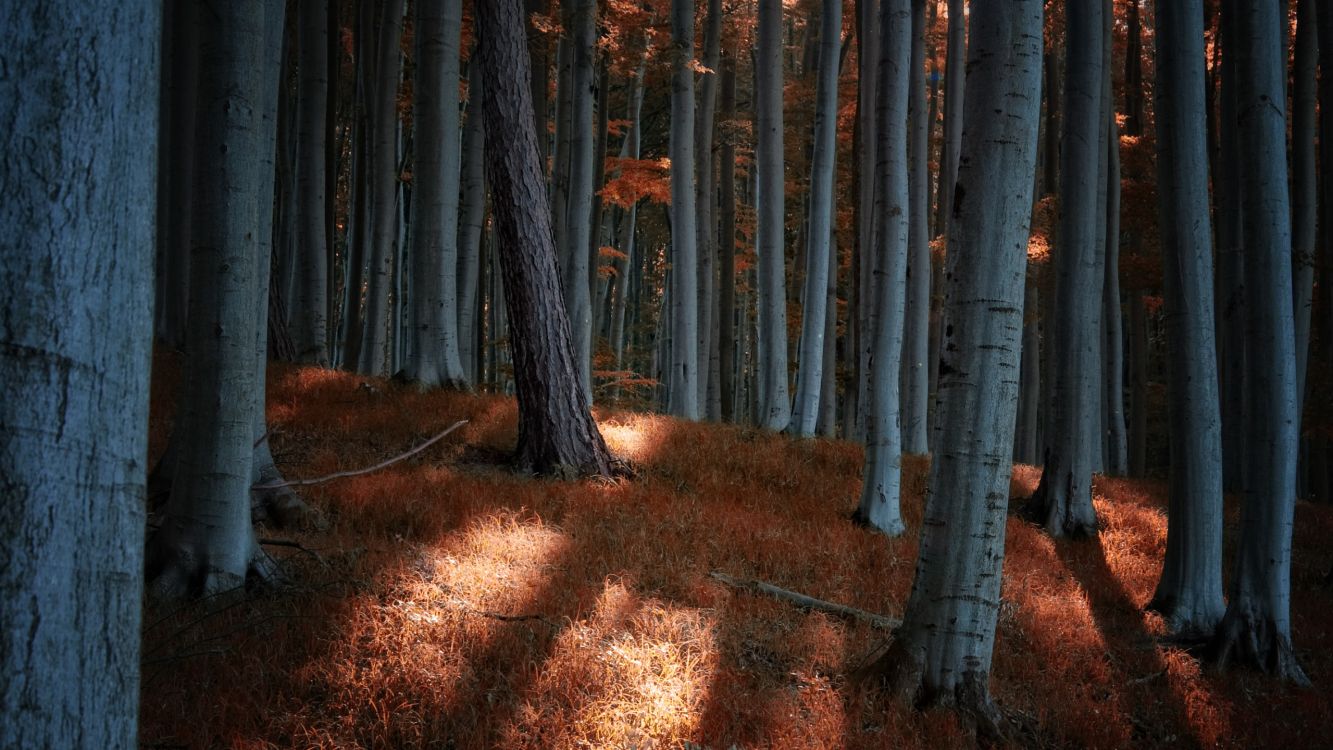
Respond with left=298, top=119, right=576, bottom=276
left=476, top=0, right=614, bottom=477
left=719, top=55, right=739, bottom=422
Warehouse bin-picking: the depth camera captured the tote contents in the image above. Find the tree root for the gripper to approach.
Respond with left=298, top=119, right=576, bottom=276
left=1208, top=607, right=1310, bottom=686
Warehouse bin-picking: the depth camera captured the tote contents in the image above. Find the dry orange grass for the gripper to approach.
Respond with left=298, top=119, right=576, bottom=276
left=141, top=353, right=1333, bottom=748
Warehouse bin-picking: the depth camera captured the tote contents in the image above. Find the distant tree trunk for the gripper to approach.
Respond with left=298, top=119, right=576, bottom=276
left=563, top=0, right=596, bottom=400
left=719, top=55, right=739, bottom=422
left=0, top=3, right=157, bottom=743
left=1210, top=0, right=1308, bottom=684
left=1102, top=116, right=1127, bottom=475
left=1216, top=0, right=1247, bottom=493
left=1292, top=0, right=1317, bottom=427
left=1031, top=0, right=1106, bottom=538
left=851, top=0, right=879, bottom=440
left=338, top=4, right=373, bottom=369
left=403, top=0, right=469, bottom=389
left=900, top=0, right=930, bottom=453
left=156, top=1, right=197, bottom=350
left=757, top=0, right=791, bottom=430
left=1146, top=0, right=1227, bottom=640
left=1014, top=284, right=1041, bottom=464
left=1124, top=0, right=1144, bottom=135
left=853, top=0, right=910, bottom=537
left=360, top=0, right=406, bottom=374
left=818, top=233, right=839, bottom=436
left=791, top=0, right=843, bottom=436
left=476, top=0, right=613, bottom=477
left=291, top=0, right=331, bottom=364
left=552, top=33, right=573, bottom=263
left=866, top=0, right=1043, bottom=722
left=668, top=0, right=701, bottom=419
left=147, top=0, right=278, bottom=596
left=458, top=58, right=486, bottom=385
left=697, top=0, right=722, bottom=417
left=1127, top=292, right=1149, bottom=476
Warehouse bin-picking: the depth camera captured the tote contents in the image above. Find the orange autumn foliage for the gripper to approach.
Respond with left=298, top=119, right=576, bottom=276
left=141, top=352, right=1333, bottom=749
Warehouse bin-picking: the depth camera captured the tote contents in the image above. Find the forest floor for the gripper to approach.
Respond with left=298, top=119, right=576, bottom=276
left=141, top=353, right=1333, bottom=749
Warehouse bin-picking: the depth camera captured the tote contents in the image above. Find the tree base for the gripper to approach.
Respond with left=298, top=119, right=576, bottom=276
left=855, top=640, right=1007, bottom=744
left=144, top=532, right=278, bottom=600
left=1208, top=607, right=1310, bottom=686
left=849, top=506, right=906, bottom=537
left=1018, top=481, right=1098, bottom=539
left=1144, top=594, right=1221, bottom=646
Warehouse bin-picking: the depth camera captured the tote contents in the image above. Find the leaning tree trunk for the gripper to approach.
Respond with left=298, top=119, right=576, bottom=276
left=867, top=0, right=1043, bottom=725
left=900, top=0, right=930, bottom=453
left=147, top=0, right=277, bottom=597
left=403, top=0, right=469, bottom=389
left=1030, top=0, right=1106, bottom=538
left=790, top=0, right=843, bottom=436
left=476, top=0, right=613, bottom=477
left=292, top=0, right=331, bottom=364
left=563, top=0, right=596, bottom=400
left=458, top=57, right=486, bottom=385
left=853, top=0, right=911, bottom=536
left=756, top=0, right=791, bottom=430
left=0, top=3, right=157, bottom=744
left=668, top=0, right=701, bottom=419
left=1210, top=0, right=1308, bottom=684
left=1145, top=0, right=1227, bottom=641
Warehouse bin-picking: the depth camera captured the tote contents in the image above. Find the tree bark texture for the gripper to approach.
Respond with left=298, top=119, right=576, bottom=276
left=900, top=0, right=930, bottom=453
left=668, top=0, right=701, bottom=419
left=292, top=0, right=331, bottom=364
left=719, top=55, right=739, bottom=422
left=458, top=58, right=486, bottom=385
left=756, top=0, right=791, bottom=430
left=563, top=0, right=596, bottom=400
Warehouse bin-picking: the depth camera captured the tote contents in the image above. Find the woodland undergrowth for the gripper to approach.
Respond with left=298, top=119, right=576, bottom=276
left=141, top=352, right=1333, bottom=749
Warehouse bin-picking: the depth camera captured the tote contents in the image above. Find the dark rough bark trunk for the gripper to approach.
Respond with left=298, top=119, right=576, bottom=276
left=525, top=0, right=551, bottom=171
left=868, top=0, right=1043, bottom=724
left=1210, top=0, right=1308, bottom=684
left=476, top=0, right=613, bottom=477
left=1146, top=0, right=1226, bottom=640
left=0, top=2, right=157, bottom=744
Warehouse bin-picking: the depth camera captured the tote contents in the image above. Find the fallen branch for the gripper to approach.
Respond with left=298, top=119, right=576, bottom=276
left=709, top=571, right=900, bottom=630
left=252, top=420, right=467, bottom=491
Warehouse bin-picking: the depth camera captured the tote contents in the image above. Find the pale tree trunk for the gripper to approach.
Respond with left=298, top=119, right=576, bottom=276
left=851, top=0, right=879, bottom=441
left=552, top=33, right=572, bottom=263
left=1292, top=0, right=1317, bottom=429
left=588, top=58, right=609, bottom=347
left=719, top=55, right=739, bottom=422
left=790, top=0, right=843, bottom=436
left=853, top=0, right=910, bottom=537
left=667, top=0, right=701, bottom=419
left=1031, top=0, right=1106, bottom=538
left=147, top=0, right=278, bottom=596
left=1216, top=0, right=1246, bottom=493
left=756, top=0, right=791, bottom=429
left=1146, top=0, right=1226, bottom=640
left=404, top=0, right=469, bottom=389
left=360, top=0, right=405, bottom=375
left=563, top=0, right=596, bottom=400
left=868, top=0, right=1043, bottom=723
left=1211, top=0, right=1308, bottom=684
left=477, top=0, right=613, bottom=476
left=0, top=3, right=157, bottom=743
left=292, top=0, right=331, bottom=364
left=817, top=232, right=839, bottom=436
left=697, top=0, right=722, bottom=416
left=900, top=0, right=930, bottom=453
left=1102, top=115, right=1127, bottom=475
left=458, top=58, right=486, bottom=385
left=156, top=1, right=197, bottom=350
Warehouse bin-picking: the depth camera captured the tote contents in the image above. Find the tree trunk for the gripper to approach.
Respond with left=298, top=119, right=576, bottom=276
left=1102, top=116, right=1127, bottom=475
left=1014, top=284, right=1041, bottom=464
left=1210, top=0, right=1308, bottom=684
left=756, top=0, right=792, bottom=430
left=868, top=0, right=1043, bottom=721
left=0, top=3, right=156, bottom=743
left=1216, top=0, right=1247, bottom=493
left=790, top=0, right=843, bottom=436
left=900, top=0, right=930, bottom=453
left=562, top=0, right=596, bottom=400
left=818, top=232, right=840, bottom=437
left=697, top=0, right=722, bottom=417
left=403, top=0, right=469, bottom=389
left=1030, top=0, right=1106, bottom=538
left=156, top=1, right=197, bottom=351
left=476, top=0, right=613, bottom=477
left=458, top=58, right=486, bottom=385
left=668, top=0, right=701, bottom=419
left=1145, top=0, right=1227, bottom=640
left=853, top=0, right=910, bottom=537
left=291, top=0, right=331, bottom=364
left=851, top=0, right=879, bottom=441
left=526, top=0, right=551, bottom=171
left=719, top=55, right=739, bottom=422
left=1292, top=0, right=1317, bottom=428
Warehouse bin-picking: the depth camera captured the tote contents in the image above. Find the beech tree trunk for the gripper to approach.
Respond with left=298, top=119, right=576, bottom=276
left=156, top=1, right=197, bottom=350
left=292, top=0, right=331, bottom=364
left=1102, top=116, right=1127, bottom=475
left=1216, top=0, right=1247, bottom=493
left=476, top=0, right=613, bottom=477
left=719, top=54, right=739, bottom=422
left=668, top=0, right=701, bottom=419
left=791, top=0, right=843, bottom=436
left=755, top=0, right=792, bottom=430
left=403, top=0, right=469, bottom=389
left=869, top=0, right=1043, bottom=721
left=1211, top=0, right=1308, bottom=684
left=458, top=58, right=486, bottom=385
left=1146, top=0, right=1226, bottom=640
left=0, top=3, right=157, bottom=743
left=1292, top=0, right=1317, bottom=426
left=900, top=0, right=930, bottom=453
left=851, top=0, right=879, bottom=440
left=1031, top=0, right=1106, bottom=538
left=563, top=0, right=596, bottom=399
left=853, top=0, right=910, bottom=537
left=696, top=0, right=722, bottom=416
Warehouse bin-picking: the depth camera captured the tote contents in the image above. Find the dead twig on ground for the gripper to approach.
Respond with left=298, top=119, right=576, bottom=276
left=709, top=570, right=900, bottom=630
left=252, top=420, right=467, bottom=490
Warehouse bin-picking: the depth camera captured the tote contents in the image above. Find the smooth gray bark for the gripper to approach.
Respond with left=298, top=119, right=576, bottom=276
left=1102, top=116, right=1127, bottom=475
left=1014, top=284, right=1041, bottom=464
left=292, top=0, right=331, bottom=364
left=1216, top=0, right=1247, bottom=493
left=668, top=0, right=701, bottom=419
left=563, top=0, right=596, bottom=400
left=0, top=2, right=157, bottom=743
left=697, top=0, right=722, bottom=416
left=458, top=58, right=486, bottom=385
left=1146, top=0, right=1226, bottom=640
left=756, top=0, right=791, bottom=430
left=852, top=0, right=879, bottom=441
left=872, top=0, right=1043, bottom=718
left=900, top=0, right=930, bottom=453
left=404, top=0, right=469, bottom=389
left=1031, top=0, right=1106, bottom=538
left=853, top=0, right=910, bottom=537
left=1211, top=0, right=1307, bottom=684
left=1292, top=0, right=1317, bottom=423
left=791, top=0, right=843, bottom=436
